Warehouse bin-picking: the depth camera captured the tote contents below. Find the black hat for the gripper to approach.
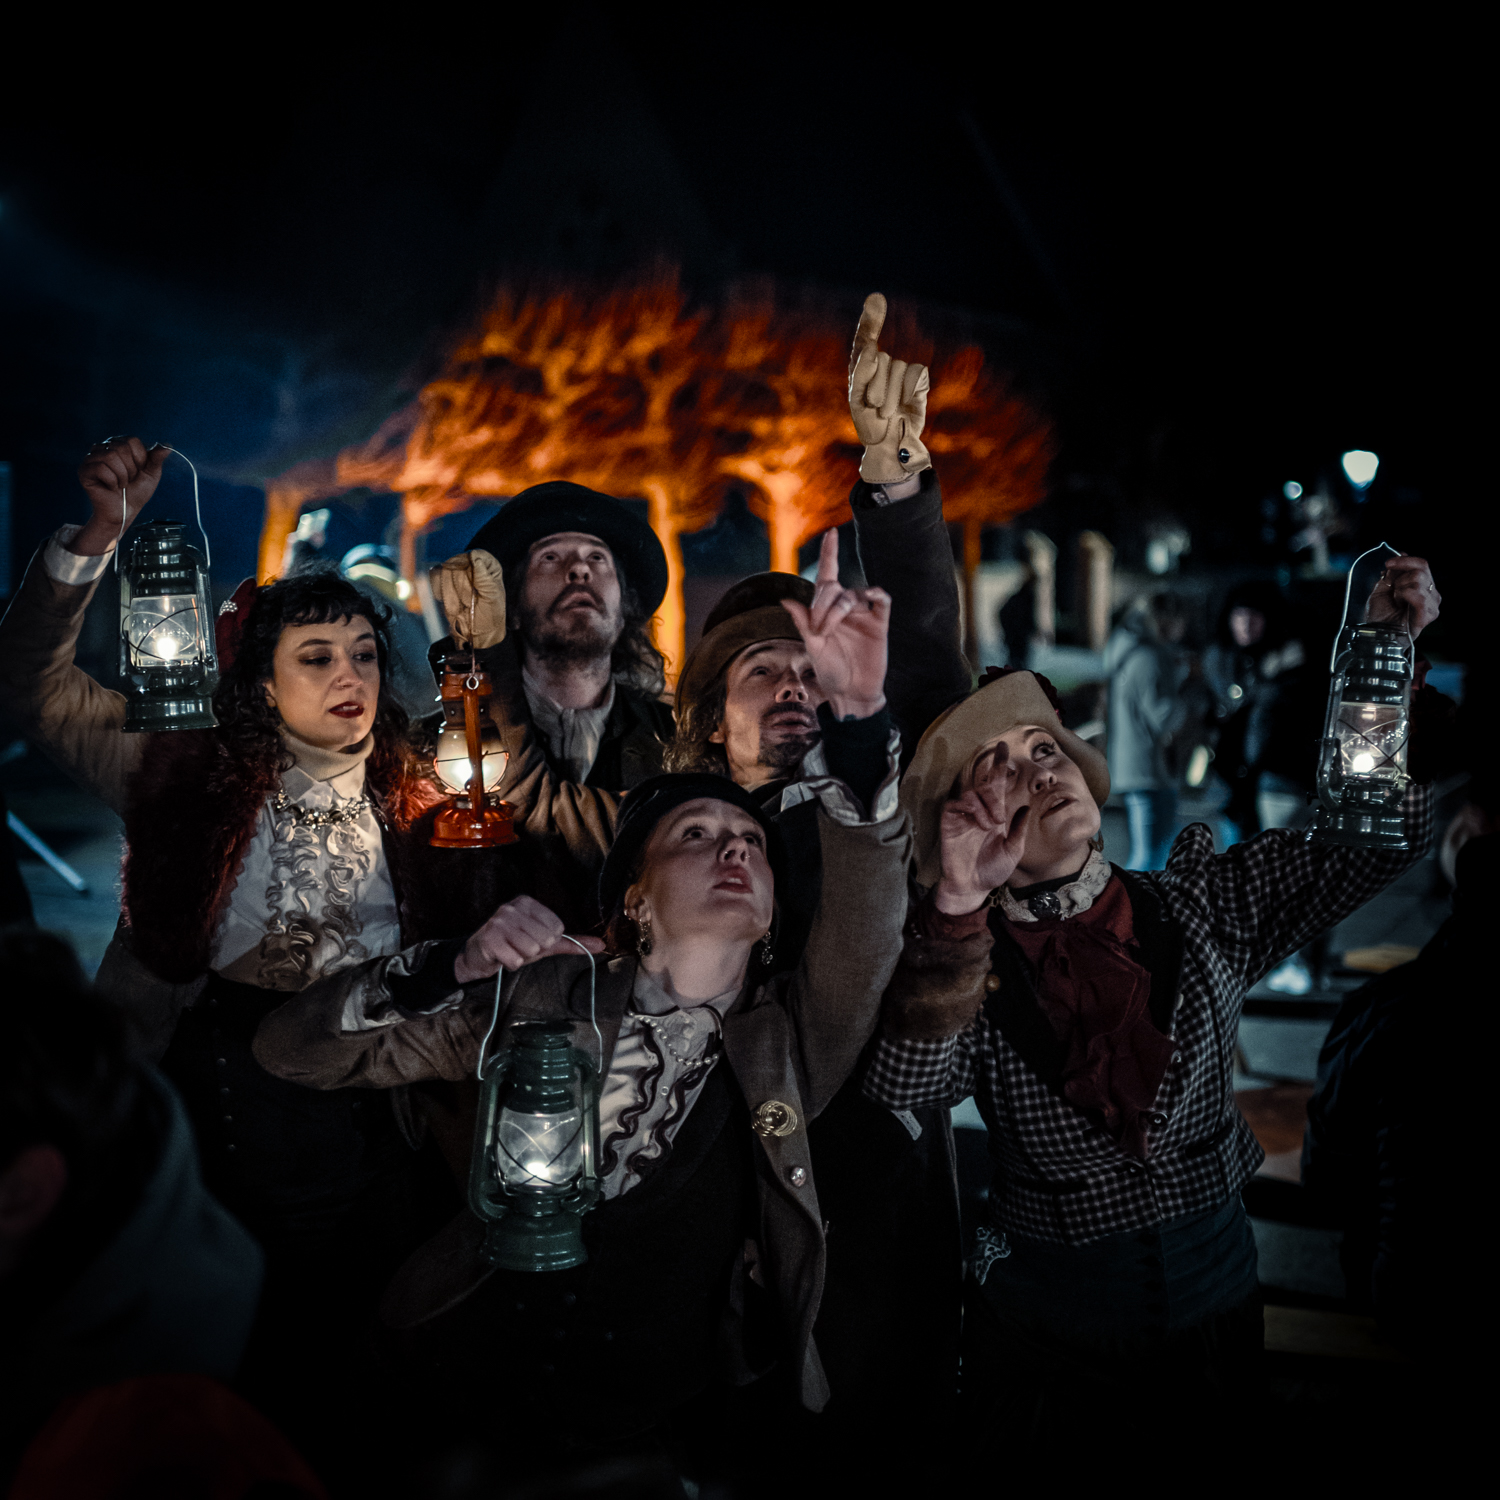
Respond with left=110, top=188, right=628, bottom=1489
left=674, top=572, right=815, bottom=713
left=597, top=772, right=787, bottom=922
left=466, top=481, right=670, bottom=615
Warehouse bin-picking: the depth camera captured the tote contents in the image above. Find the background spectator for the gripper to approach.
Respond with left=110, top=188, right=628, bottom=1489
left=1105, top=592, right=1189, bottom=870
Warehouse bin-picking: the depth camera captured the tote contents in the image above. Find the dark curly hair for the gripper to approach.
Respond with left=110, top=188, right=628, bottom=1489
left=664, top=673, right=730, bottom=774
left=500, top=557, right=667, bottom=700
left=213, top=567, right=413, bottom=781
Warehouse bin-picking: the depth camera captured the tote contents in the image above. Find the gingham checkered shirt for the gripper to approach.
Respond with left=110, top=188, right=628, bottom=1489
left=863, top=788, right=1432, bottom=1245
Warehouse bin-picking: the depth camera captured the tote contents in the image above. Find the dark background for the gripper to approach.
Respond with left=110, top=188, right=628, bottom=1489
left=1, top=8, right=1487, bottom=654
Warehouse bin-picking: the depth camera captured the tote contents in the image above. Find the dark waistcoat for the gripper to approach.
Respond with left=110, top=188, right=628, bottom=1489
left=387, top=1059, right=760, bottom=1438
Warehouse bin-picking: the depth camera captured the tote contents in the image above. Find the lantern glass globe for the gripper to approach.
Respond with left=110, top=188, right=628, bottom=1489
left=434, top=725, right=507, bottom=794
left=496, top=1106, right=586, bottom=1189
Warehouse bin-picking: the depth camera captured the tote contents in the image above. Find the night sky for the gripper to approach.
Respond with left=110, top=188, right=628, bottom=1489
left=1, top=9, right=1485, bottom=647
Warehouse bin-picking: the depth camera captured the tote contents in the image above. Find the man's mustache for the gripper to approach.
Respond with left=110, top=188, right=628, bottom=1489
left=761, top=703, right=818, bottom=733
left=548, top=584, right=606, bottom=616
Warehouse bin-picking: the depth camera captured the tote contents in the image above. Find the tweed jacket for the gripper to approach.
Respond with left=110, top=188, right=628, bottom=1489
left=864, top=788, right=1432, bottom=1245
left=252, top=803, right=912, bottom=1411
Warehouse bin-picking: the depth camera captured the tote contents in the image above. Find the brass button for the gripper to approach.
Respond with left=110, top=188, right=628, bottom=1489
left=985, top=974, right=1001, bottom=993
left=788, top=1166, right=808, bottom=1188
left=752, top=1100, right=799, bottom=1139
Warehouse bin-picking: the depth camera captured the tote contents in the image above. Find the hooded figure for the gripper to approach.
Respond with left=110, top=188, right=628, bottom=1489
left=862, top=559, right=1439, bottom=1460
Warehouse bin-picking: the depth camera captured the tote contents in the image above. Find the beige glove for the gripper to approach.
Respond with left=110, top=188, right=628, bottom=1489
left=430, top=549, right=507, bottom=649
left=848, top=292, right=931, bottom=484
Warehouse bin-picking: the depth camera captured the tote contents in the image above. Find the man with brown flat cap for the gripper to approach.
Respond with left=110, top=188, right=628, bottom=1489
left=663, top=295, right=974, bottom=1447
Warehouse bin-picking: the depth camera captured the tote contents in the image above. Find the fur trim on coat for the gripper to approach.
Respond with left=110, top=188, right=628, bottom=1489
left=879, top=924, right=995, bottom=1042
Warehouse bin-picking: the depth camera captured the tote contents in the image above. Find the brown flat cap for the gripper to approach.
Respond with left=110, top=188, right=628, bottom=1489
left=675, top=572, right=814, bottom=711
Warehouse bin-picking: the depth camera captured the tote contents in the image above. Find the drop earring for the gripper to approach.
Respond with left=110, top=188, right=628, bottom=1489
left=636, top=914, right=653, bottom=956
left=758, top=930, right=774, bottom=966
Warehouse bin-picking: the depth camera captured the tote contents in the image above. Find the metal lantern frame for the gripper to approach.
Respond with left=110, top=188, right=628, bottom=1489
left=430, top=660, right=518, bottom=848
left=118, top=518, right=219, bottom=732
left=1311, top=543, right=1415, bottom=850
left=469, top=1020, right=601, bottom=1272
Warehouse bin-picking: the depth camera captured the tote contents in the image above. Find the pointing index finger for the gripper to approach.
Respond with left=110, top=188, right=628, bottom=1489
left=816, top=528, right=840, bottom=590
left=849, top=292, right=887, bottom=373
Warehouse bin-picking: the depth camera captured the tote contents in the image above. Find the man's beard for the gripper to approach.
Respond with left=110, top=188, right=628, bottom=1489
left=756, top=706, right=819, bottom=776
left=518, top=587, right=623, bottom=668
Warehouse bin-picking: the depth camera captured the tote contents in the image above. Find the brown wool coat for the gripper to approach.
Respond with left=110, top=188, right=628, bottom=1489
left=251, top=806, right=912, bottom=1411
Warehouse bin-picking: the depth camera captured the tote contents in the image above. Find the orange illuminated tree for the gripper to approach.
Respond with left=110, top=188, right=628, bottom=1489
left=259, top=274, right=1054, bottom=684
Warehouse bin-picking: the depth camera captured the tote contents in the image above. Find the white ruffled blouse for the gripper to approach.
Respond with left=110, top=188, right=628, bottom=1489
left=209, top=731, right=401, bottom=991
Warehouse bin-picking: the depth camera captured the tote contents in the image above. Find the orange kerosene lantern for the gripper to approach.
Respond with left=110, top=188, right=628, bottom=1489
left=430, top=660, right=518, bottom=849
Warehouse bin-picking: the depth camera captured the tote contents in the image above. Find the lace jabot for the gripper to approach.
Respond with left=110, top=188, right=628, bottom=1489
left=999, top=847, right=1113, bottom=923
left=209, top=728, right=398, bottom=991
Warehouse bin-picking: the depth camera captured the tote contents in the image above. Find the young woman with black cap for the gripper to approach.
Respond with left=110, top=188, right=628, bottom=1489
left=250, top=566, right=908, bottom=1469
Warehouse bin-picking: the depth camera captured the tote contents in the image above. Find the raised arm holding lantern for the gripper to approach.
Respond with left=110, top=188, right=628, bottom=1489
left=863, top=560, right=1445, bottom=1457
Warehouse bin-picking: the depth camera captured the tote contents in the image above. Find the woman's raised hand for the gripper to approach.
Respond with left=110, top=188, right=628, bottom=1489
left=73, top=438, right=172, bottom=557
left=454, top=895, right=605, bottom=983
left=935, top=753, right=1031, bottom=913
left=780, top=528, right=891, bottom=720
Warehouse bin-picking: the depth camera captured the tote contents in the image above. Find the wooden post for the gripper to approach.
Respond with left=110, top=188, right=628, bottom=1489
left=1078, top=530, right=1115, bottom=650
left=1023, top=530, right=1057, bottom=645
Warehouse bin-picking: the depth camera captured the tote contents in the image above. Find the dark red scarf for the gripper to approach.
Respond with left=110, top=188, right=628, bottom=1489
left=1007, top=878, right=1175, bottom=1157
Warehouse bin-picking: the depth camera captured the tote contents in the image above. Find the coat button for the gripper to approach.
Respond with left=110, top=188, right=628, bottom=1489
left=752, top=1100, right=799, bottom=1139
left=216, top=1058, right=228, bottom=1069
left=788, top=1166, right=807, bottom=1188
left=985, top=974, right=1001, bottom=992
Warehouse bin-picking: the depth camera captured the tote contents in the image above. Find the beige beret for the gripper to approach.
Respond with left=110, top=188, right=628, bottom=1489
left=900, top=671, right=1110, bottom=888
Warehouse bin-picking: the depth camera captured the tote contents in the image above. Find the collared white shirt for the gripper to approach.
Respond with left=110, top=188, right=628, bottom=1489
left=596, top=968, right=739, bottom=1200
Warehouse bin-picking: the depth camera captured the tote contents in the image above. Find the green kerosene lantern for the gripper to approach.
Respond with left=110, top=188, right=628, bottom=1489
left=470, top=1021, right=600, bottom=1272
left=1311, top=549, right=1415, bottom=850
left=119, top=518, right=219, bottom=732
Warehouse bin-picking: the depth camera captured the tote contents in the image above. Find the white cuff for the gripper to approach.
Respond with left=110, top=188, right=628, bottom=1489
left=780, top=726, right=903, bottom=826
left=43, top=525, right=114, bottom=586
left=870, top=474, right=923, bottom=506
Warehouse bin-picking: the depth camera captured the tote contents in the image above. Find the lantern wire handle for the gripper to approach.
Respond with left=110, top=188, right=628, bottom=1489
left=110, top=445, right=212, bottom=574
left=1330, top=540, right=1402, bottom=673
left=474, top=935, right=602, bottom=1083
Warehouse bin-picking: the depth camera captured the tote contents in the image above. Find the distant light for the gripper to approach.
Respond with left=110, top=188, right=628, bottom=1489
left=1341, top=450, right=1379, bottom=488
left=1283, top=481, right=1303, bottom=500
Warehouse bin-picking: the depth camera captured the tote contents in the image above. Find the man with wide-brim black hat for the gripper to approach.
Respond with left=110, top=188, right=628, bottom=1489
left=426, top=481, right=676, bottom=929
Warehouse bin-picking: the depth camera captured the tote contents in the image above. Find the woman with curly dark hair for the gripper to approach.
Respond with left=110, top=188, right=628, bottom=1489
left=0, top=438, right=530, bottom=1463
